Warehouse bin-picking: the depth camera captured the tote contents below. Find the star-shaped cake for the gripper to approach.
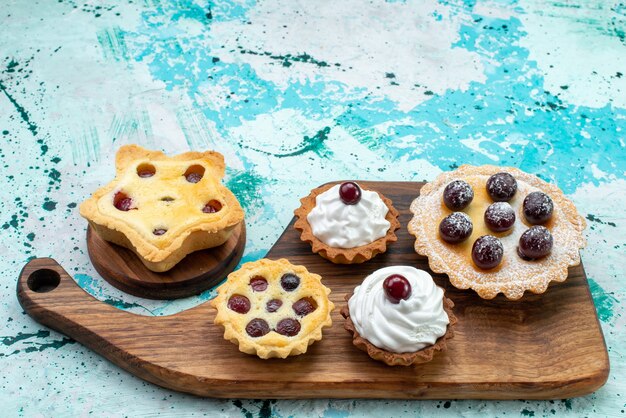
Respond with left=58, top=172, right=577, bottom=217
left=80, top=145, right=245, bottom=272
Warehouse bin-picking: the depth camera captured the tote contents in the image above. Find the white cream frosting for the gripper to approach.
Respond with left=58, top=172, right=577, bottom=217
left=348, top=266, right=449, bottom=353
left=306, top=184, right=390, bottom=248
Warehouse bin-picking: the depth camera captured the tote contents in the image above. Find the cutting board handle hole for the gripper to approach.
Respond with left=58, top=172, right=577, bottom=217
left=27, top=269, right=61, bottom=293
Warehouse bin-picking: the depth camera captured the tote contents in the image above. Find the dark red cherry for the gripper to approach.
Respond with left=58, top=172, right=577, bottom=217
left=471, top=235, right=504, bottom=269
left=339, top=182, right=362, bottom=205
left=152, top=228, right=167, bottom=236
left=484, top=202, right=516, bottom=232
left=518, top=226, right=553, bottom=260
left=136, top=163, right=156, bottom=178
left=443, top=180, right=474, bottom=211
left=383, top=274, right=412, bottom=304
left=523, top=192, right=553, bottom=225
left=202, top=200, right=222, bottom=213
left=280, top=273, right=300, bottom=291
left=184, top=165, right=205, bottom=183
left=439, top=212, right=473, bottom=244
left=245, top=318, right=270, bottom=337
left=187, top=173, right=202, bottom=183
left=227, top=295, right=250, bottom=314
left=275, top=318, right=301, bottom=336
left=113, top=191, right=133, bottom=211
left=293, top=298, right=317, bottom=316
left=266, top=299, right=282, bottom=313
left=249, top=276, right=268, bottom=292
left=486, top=172, right=517, bottom=202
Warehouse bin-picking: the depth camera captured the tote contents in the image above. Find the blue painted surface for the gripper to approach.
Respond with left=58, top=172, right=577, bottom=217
left=1, top=0, right=624, bottom=416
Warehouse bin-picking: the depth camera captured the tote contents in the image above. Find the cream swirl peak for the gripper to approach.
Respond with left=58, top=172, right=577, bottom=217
left=306, top=183, right=390, bottom=248
left=348, top=266, right=449, bottom=353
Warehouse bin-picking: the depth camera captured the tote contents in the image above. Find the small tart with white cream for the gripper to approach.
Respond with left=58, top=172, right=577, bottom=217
left=294, top=182, right=400, bottom=264
left=341, top=266, right=456, bottom=366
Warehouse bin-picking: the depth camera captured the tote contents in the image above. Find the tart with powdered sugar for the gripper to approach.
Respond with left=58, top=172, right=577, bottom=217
left=408, top=165, right=586, bottom=300
left=341, top=266, right=456, bottom=366
left=294, top=182, right=400, bottom=264
left=212, top=258, right=334, bottom=359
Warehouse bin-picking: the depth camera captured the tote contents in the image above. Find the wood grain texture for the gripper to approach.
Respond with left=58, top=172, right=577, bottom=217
left=16, top=181, right=609, bottom=399
left=86, top=223, right=245, bottom=299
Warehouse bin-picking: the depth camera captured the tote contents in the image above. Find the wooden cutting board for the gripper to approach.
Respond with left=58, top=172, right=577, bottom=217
left=17, top=181, right=609, bottom=399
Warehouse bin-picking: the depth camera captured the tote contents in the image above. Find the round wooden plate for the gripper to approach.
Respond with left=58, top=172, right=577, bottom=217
left=86, top=223, right=246, bottom=300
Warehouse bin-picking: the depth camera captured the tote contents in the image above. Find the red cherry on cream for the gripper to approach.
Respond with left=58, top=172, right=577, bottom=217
left=383, top=274, right=412, bottom=304
left=339, top=182, right=362, bottom=205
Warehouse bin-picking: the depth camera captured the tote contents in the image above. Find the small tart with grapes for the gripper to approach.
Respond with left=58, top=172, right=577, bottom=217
left=79, top=145, right=244, bottom=272
left=341, top=266, right=456, bottom=366
left=294, top=182, right=400, bottom=264
left=211, top=258, right=334, bottom=359
left=408, top=165, right=586, bottom=300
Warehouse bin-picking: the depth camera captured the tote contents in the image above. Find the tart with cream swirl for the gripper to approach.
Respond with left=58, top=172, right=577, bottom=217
left=294, top=182, right=400, bottom=264
left=341, top=266, right=456, bottom=366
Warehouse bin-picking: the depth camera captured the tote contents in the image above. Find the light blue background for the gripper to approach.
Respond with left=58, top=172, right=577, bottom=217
left=1, top=0, right=624, bottom=416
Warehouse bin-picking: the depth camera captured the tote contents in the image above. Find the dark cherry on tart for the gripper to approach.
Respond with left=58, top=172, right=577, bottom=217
left=184, top=164, right=205, bottom=183
left=266, top=299, right=282, bottom=313
left=227, top=295, right=250, bottom=314
left=523, top=191, right=553, bottom=225
left=339, top=181, right=362, bottom=205
left=486, top=172, right=517, bottom=202
left=472, top=235, right=504, bottom=269
left=518, top=225, right=553, bottom=260
left=202, top=199, right=222, bottom=213
left=246, top=318, right=270, bottom=337
left=280, top=273, right=300, bottom=291
left=276, top=318, right=301, bottom=337
left=383, top=274, right=412, bottom=304
left=113, top=191, right=134, bottom=211
left=136, top=163, right=156, bottom=178
left=484, top=202, right=515, bottom=233
left=443, top=180, right=474, bottom=211
left=439, top=212, right=473, bottom=244
left=293, top=298, right=316, bottom=316
left=250, top=276, right=268, bottom=291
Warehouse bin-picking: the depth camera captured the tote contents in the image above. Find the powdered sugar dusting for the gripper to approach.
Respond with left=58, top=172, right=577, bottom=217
left=487, top=202, right=514, bottom=218
left=408, top=165, right=586, bottom=300
left=444, top=212, right=472, bottom=233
